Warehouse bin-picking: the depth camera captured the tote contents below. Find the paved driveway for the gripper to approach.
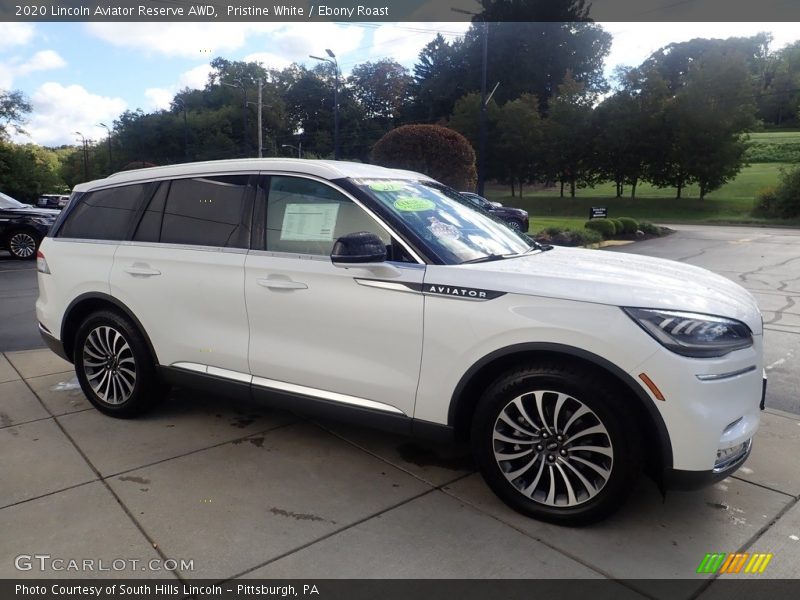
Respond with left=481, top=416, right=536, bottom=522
left=1, top=226, right=799, bottom=593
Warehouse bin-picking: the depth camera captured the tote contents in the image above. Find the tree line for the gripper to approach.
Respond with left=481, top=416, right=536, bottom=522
left=2, top=12, right=800, bottom=202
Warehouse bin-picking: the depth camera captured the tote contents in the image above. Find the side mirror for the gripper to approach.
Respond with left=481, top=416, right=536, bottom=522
left=331, top=231, right=387, bottom=265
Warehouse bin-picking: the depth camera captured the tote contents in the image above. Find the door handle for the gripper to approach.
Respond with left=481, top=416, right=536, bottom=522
left=124, top=265, right=161, bottom=277
left=257, top=278, right=308, bottom=290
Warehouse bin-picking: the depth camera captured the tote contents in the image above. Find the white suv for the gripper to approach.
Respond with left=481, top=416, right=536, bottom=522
left=36, top=159, right=765, bottom=524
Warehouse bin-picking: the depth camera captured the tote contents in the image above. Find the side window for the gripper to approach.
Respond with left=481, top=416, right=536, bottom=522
left=132, top=182, right=167, bottom=242
left=160, top=175, right=252, bottom=248
left=58, top=184, right=148, bottom=241
left=266, top=176, right=390, bottom=256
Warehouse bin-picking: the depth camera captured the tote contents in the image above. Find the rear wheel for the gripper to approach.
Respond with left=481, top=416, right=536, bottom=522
left=6, top=229, right=40, bottom=260
left=74, top=310, right=165, bottom=417
left=471, top=363, right=643, bottom=525
left=507, top=220, right=523, bottom=231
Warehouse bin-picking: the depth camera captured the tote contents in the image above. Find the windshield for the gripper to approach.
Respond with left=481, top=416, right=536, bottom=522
left=0, top=192, right=27, bottom=209
left=352, top=178, right=533, bottom=264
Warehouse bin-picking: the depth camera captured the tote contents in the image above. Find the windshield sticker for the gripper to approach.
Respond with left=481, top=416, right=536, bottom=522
left=393, top=196, right=436, bottom=212
left=368, top=181, right=406, bottom=192
left=427, top=216, right=461, bottom=240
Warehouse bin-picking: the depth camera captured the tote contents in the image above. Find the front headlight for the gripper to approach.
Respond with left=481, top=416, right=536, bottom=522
left=623, top=308, right=753, bottom=358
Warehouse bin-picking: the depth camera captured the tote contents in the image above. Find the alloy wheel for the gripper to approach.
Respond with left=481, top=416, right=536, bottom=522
left=82, top=325, right=137, bottom=405
left=492, top=390, right=614, bottom=507
left=9, top=232, right=36, bottom=258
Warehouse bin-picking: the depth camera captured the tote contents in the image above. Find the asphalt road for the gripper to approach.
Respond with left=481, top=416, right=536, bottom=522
left=1, top=224, right=797, bottom=413
left=0, top=252, right=40, bottom=352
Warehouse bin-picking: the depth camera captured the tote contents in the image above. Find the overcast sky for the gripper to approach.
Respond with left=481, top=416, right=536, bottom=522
left=1, top=21, right=798, bottom=147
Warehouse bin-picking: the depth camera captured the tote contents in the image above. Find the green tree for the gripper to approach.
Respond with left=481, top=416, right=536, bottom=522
left=372, top=124, right=476, bottom=190
left=447, top=92, right=501, bottom=184
left=0, top=89, right=32, bottom=140
left=495, top=94, right=543, bottom=196
left=348, top=59, right=412, bottom=126
left=542, top=73, right=595, bottom=197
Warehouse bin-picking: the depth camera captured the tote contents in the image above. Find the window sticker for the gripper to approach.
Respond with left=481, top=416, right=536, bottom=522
left=393, top=196, right=436, bottom=212
left=368, top=181, right=406, bottom=192
left=280, top=203, right=340, bottom=241
left=427, top=216, right=461, bottom=240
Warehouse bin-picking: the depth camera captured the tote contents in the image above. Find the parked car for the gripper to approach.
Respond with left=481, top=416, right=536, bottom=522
left=36, top=159, right=765, bottom=524
left=460, top=191, right=529, bottom=232
left=1, top=191, right=59, bottom=259
left=36, top=194, right=70, bottom=210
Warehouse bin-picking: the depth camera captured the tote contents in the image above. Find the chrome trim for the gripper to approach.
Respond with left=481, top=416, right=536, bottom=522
left=38, top=322, right=53, bottom=335
left=170, top=362, right=406, bottom=415
left=712, top=439, right=752, bottom=474
left=172, top=361, right=209, bottom=375
left=355, top=279, right=422, bottom=294
left=117, top=240, right=248, bottom=254
left=252, top=375, right=405, bottom=415
left=696, top=365, right=757, bottom=382
left=49, top=237, right=117, bottom=245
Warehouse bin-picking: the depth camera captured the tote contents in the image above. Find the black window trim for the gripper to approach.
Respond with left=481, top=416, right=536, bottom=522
left=258, top=170, right=425, bottom=265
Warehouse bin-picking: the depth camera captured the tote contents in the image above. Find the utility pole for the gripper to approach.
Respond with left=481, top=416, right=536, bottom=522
left=98, top=122, right=112, bottom=173
left=257, top=79, right=263, bottom=158
left=310, top=49, right=340, bottom=160
left=75, top=131, right=88, bottom=180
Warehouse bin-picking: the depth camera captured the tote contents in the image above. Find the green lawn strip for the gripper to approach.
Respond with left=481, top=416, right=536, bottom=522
left=484, top=162, right=799, bottom=227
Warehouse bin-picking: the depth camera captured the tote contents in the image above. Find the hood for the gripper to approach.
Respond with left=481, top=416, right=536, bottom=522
left=492, top=206, right=528, bottom=217
left=10, top=206, right=59, bottom=218
left=454, top=246, right=762, bottom=334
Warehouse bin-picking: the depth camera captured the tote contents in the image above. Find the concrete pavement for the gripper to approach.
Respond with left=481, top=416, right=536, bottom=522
left=0, top=348, right=797, bottom=596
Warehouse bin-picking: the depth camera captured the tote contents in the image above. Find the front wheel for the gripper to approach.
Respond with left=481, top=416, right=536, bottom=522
left=6, top=230, right=40, bottom=260
left=507, top=220, right=523, bottom=231
left=74, top=310, right=165, bottom=418
left=471, top=364, right=643, bottom=525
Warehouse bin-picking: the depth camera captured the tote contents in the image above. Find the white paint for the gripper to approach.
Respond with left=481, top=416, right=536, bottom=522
left=790, top=535, right=799, bottom=541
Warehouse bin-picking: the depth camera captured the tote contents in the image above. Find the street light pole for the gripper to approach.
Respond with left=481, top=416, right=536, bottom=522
left=222, top=79, right=248, bottom=156
left=257, top=79, right=263, bottom=158
left=75, top=131, right=87, bottom=180
left=98, top=122, right=112, bottom=174
left=310, top=49, right=340, bottom=160
left=281, top=143, right=302, bottom=158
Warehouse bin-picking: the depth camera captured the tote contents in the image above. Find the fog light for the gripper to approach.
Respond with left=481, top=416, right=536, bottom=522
left=713, top=439, right=751, bottom=473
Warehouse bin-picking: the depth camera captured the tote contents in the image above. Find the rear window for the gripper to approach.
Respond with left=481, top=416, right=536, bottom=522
left=58, top=184, right=149, bottom=241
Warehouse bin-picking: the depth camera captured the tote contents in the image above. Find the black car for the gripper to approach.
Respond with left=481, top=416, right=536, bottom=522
left=460, top=192, right=530, bottom=232
left=0, top=192, right=59, bottom=260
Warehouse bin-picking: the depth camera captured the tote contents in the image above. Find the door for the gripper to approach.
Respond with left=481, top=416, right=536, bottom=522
left=245, top=175, right=425, bottom=417
left=110, top=175, right=255, bottom=375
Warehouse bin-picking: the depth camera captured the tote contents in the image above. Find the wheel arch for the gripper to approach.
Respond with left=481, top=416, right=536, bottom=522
left=61, top=293, right=159, bottom=366
left=447, top=342, right=673, bottom=481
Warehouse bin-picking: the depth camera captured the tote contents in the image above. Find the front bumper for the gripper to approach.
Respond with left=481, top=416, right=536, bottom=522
left=665, top=439, right=752, bottom=490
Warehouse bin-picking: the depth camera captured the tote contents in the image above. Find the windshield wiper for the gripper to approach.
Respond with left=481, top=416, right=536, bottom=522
left=461, top=253, right=515, bottom=264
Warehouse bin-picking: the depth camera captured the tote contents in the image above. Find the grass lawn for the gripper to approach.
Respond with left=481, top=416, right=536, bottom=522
left=484, top=162, right=799, bottom=227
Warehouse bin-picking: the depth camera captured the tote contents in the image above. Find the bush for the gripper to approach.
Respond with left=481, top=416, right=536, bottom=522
left=609, top=218, right=623, bottom=235
left=584, top=218, right=615, bottom=238
left=752, top=187, right=779, bottom=217
left=617, top=217, right=639, bottom=234
left=371, top=124, right=477, bottom=190
left=638, top=221, right=660, bottom=235
left=751, top=166, right=800, bottom=218
left=535, top=227, right=603, bottom=247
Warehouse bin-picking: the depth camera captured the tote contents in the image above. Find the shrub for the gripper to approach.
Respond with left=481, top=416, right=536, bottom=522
left=371, top=124, right=477, bottom=190
left=638, top=221, right=660, bottom=235
left=752, top=187, right=779, bottom=217
left=609, top=218, right=624, bottom=235
left=617, top=217, right=639, bottom=234
left=535, top=228, right=603, bottom=247
left=752, top=166, right=800, bottom=218
left=584, top=218, right=615, bottom=238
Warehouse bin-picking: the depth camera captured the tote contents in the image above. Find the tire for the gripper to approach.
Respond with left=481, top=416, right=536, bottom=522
left=471, top=363, right=643, bottom=525
left=507, top=220, right=523, bottom=231
left=73, top=310, right=165, bottom=418
left=6, top=229, right=40, bottom=260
